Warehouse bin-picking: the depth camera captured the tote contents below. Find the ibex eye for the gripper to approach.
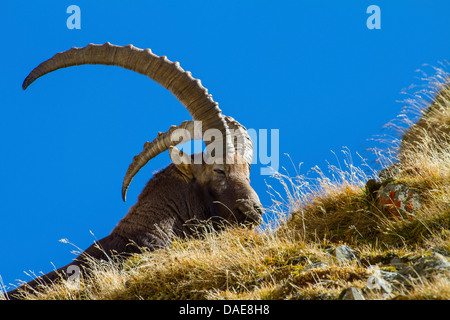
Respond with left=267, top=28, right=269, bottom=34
left=214, top=169, right=225, bottom=175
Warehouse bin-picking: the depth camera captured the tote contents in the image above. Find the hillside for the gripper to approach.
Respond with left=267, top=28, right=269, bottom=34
left=4, top=71, right=450, bottom=300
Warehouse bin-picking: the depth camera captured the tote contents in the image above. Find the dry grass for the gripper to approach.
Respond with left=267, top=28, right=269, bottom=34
left=396, top=275, right=450, bottom=300
left=3, top=68, right=450, bottom=300
left=6, top=226, right=371, bottom=300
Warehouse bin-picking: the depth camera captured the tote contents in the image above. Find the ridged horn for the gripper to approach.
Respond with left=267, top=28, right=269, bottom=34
left=121, top=116, right=253, bottom=201
left=224, top=116, right=253, bottom=165
left=22, top=42, right=235, bottom=160
left=121, top=120, right=195, bottom=201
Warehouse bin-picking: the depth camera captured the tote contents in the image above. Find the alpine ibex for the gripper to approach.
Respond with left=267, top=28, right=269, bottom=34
left=7, top=43, right=263, bottom=299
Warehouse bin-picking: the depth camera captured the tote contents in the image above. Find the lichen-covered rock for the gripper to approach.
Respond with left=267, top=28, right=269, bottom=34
left=376, top=182, right=421, bottom=218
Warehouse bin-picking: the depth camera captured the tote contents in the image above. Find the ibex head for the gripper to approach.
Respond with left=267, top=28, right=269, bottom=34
left=169, top=147, right=263, bottom=226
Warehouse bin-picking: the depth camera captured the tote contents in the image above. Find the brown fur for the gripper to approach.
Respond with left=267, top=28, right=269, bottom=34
left=7, top=151, right=262, bottom=299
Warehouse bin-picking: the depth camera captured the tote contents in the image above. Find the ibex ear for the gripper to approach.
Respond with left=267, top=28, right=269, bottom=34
left=169, top=146, right=193, bottom=178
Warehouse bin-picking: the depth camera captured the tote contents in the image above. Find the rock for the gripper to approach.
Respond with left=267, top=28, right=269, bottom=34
left=415, top=253, right=450, bottom=273
left=362, top=253, right=450, bottom=299
left=335, top=245, right=358, bottom=263
left=399, top=253, right=450, bottom=279
left=376, top=182, right=421, bottom=218
left=390, top=257, right=408, bottom=270
left=302, top=261, right=328, bottom=272
left=366, top=268, right=392, bottom=293
left=339, top=287, right=365, bottom=300
left=365, top=178, right=382, bottom=200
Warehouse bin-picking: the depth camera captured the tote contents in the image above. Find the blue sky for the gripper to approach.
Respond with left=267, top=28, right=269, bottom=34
left=1, top=1, right=449, bottom=288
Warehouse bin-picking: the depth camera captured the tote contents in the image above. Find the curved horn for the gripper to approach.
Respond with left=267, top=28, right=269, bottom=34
left=121, top=117, right=253, bottom=201
left=23, top=42, right=234, bottom=158
left=121, top=120, right=195, bottom=201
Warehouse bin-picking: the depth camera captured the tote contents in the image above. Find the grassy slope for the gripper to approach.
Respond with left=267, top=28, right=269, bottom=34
left=5, top=73, right=450, bottom=300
